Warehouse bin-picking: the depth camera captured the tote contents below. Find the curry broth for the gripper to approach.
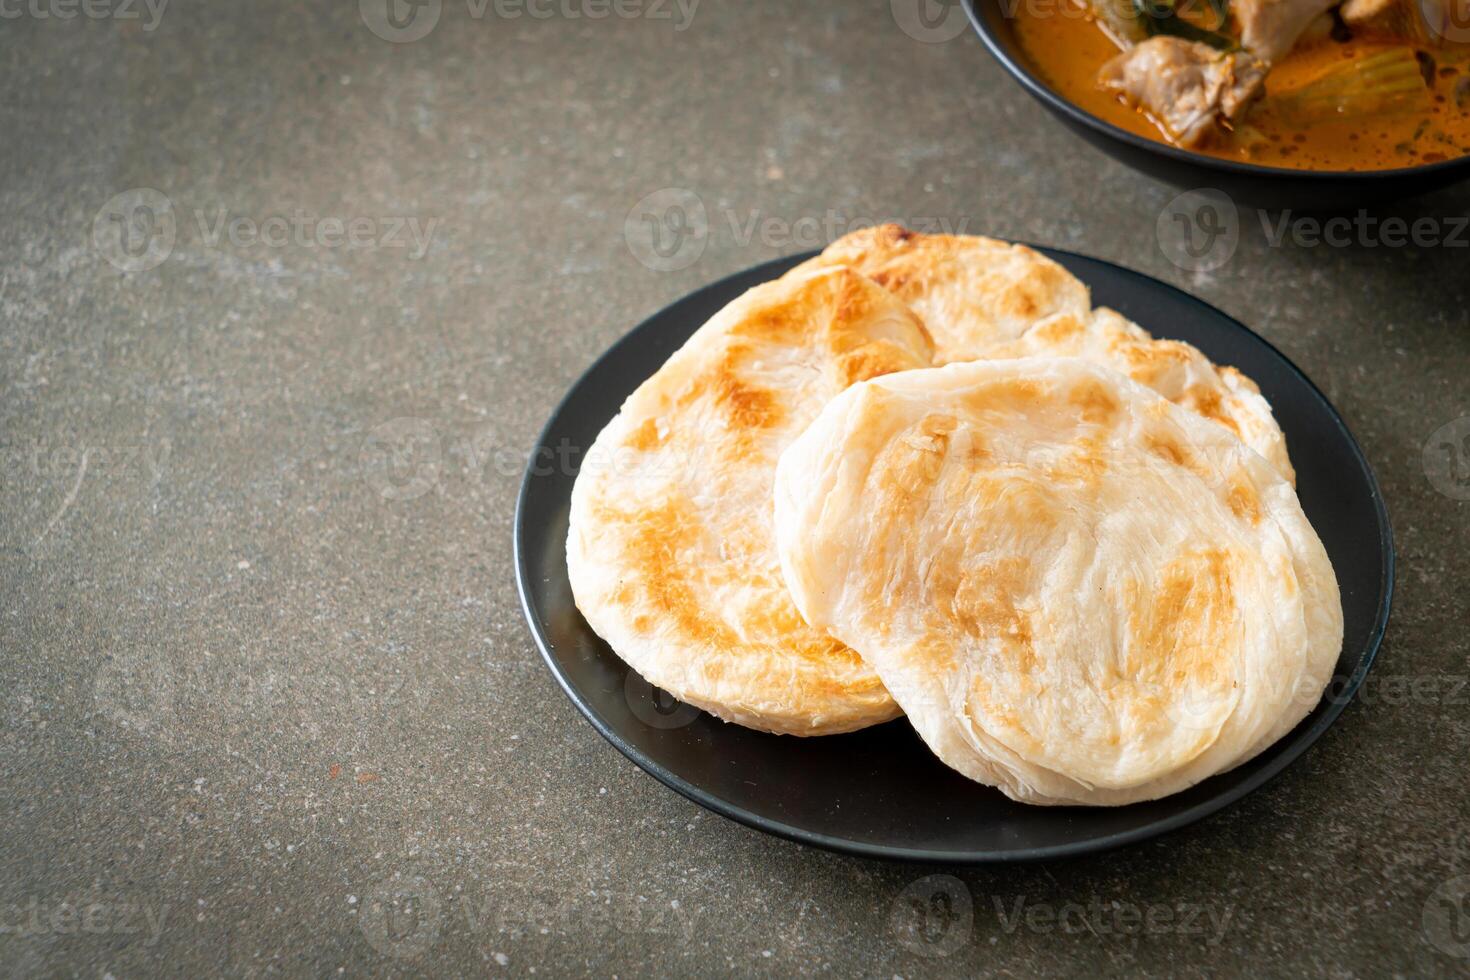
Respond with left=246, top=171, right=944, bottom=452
left=1010, top=0, right=1470, bottom=171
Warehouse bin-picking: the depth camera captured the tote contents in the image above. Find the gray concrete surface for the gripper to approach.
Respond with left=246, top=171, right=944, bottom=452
left=3, top=0, right=1469, bottom=976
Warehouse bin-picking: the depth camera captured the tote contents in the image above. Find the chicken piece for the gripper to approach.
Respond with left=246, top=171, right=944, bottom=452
left=1085, top=0, right=1148, bottom=45
left=1098, top=0, right=1340, bottom=146
left=1341, top=0, right=1448, bottom=44
left=1234, top=0, right=1343, bottom=62
left=1099, top=38, right=1269, bottom=146
left=1298, top=10, right=1337, bottom=43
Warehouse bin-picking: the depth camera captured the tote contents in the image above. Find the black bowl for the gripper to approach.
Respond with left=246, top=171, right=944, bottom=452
left=962, top=0, right=1470, bottom=210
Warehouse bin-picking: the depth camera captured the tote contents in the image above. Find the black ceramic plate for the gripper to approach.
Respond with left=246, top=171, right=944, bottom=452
left=515, top=250, right=1393, bottom=863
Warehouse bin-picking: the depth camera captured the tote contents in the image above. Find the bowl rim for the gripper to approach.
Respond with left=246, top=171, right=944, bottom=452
left=961, top=0, right=1470, bottom=183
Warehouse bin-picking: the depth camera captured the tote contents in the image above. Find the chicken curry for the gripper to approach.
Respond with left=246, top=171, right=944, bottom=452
left=1011, top=0, right=1470, bottom=170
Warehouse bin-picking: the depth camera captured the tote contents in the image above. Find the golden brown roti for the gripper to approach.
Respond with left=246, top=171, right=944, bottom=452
left=567, top=266, right=933, bottom=734
left=988, top=308, right=1294, bottom=482
left=774, top=358, right=1341, bottom=803
left=794, top=225, right=1293, bottom=480
left=788, top=224, right=1092, bottom=362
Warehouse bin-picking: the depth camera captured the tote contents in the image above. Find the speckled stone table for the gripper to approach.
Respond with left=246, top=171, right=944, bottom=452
left=3, top=1, right=1469, bottom=976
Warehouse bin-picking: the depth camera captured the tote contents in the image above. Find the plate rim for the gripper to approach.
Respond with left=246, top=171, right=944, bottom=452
left=513, top=248, right=1395, bottom=864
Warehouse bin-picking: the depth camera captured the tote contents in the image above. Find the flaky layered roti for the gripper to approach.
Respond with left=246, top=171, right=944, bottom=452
left=788, top=224, right=1091, bottom=362
left=793, top=226, right=1294, bottom=481
left=987, top=309, right=1295, bottom=483
left=567, top=266, right=933, bottom=735
left=773, top=358, right=1342, bottom=803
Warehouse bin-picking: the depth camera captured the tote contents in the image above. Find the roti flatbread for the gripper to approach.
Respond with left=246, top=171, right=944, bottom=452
left=566, top=266, right=933, bottom=735
left=988, top=308, right=1295, bottom=482
left=788, top=224, right=1091, bottom=363
left=773, top=357, right=1341, bottom=802
left=794, top=226, right=1293, bottom=481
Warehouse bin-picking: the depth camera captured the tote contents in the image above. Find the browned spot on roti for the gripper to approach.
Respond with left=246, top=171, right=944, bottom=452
left=1225, top=471, right=1262, bottom=525
left=593, top=498, right=740, bottom=649
left=594, top=494, right=877, bottom=697
left=1030, top=313, right=1086, bottom=345
left=961, top=377, right=1047, bottom=418
left=624, top=417, right=663, bottom=451
left=1048, top=435, right=1108, bottom=485
left=1146, top=431, right=1189, bottom=468
left=1182, top=382, right=1240, bottom=436
left=833, top=340, right=921, bottom=388
left=1143, top=429, right=1211, bottom=482
left=677, top=340, right=784, bottom=432
left=1124, top=549, right=1237, bottom=704
left=716, top=371, right=783, bottom=429
left=1067, top=376, right=1121, bottom=425
left=956, top=558, right=1035, bottom=660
